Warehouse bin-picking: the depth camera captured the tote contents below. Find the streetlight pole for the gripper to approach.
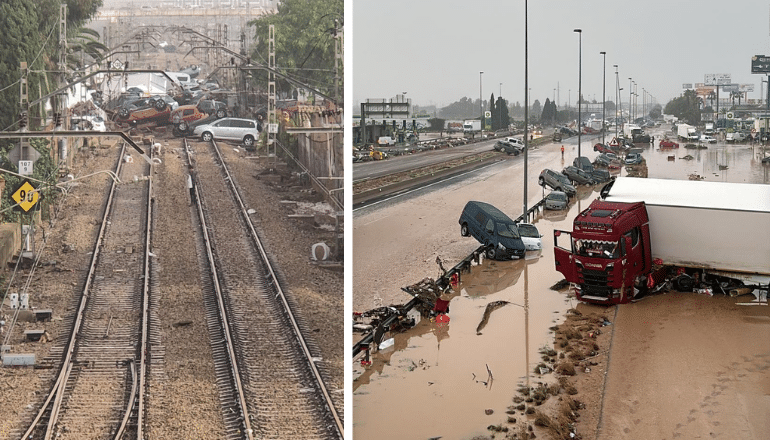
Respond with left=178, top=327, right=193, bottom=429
left=600, top=51, right=606, bottom=145
left=523, top=0, right=529, bottom=216
left=499, top=82, right=503, bottom=130
left=628, top=77, right=632, bottom=132
left=614, top=64, right=619, bottom=142
left=480, top=71, right=484, bottom=138
left=574, top=29, right=582, bottom=158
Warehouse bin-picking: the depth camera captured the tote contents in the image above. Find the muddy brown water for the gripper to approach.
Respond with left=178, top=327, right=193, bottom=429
left=352, top=127, right=770, bottom=439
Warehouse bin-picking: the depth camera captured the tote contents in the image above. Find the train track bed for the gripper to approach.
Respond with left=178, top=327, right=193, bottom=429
left=213, top=143, right=343, bottom=420
left=0, top=144, right=120, bottom=438
left=190, top=138, right=342, bottom=438
left=0, top=133, right=342, bottom=439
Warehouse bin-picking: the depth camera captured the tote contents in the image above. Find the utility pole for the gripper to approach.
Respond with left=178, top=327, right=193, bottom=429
left=333, top=19, right=342, bottom=105
left=267, top=24, right=276, bottom=159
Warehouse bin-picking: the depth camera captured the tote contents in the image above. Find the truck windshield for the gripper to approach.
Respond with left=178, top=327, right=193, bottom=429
left=574, top=239, right=618, bottom=259
left=497, top=223, right=521, bottom=239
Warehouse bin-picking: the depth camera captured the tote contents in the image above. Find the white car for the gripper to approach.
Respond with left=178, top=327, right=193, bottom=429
left=517, top=223, right=542, bottom=251
left=193, top=117, right=261, bottom=146
left=700, top=135, right=717, bottom=143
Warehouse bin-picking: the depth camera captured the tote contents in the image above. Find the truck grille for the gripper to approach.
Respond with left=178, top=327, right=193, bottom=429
left=579, top=268, right=614, bottom=297
left=580, top=268, right=609, bottom=286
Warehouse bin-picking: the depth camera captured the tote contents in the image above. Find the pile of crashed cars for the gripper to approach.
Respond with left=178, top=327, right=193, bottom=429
left=539, top=156, right=615, bottom=211
left=103, top=82, right=234, bottom=138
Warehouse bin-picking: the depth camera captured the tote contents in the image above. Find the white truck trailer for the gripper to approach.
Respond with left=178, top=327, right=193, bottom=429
left=463, top=120, right=481, bottom=133
left=676, top=123, right=698, bottom=141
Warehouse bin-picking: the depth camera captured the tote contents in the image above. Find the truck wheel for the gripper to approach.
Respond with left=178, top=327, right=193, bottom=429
left=486, top=247, right=496, bottom=260
left=460, top=224, right=469, bottom=237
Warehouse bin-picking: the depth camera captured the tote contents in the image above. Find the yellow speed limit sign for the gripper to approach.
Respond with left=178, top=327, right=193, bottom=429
left=12, top=181, right=39, bottom=212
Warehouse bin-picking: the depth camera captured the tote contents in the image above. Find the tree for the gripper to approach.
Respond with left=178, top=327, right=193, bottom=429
left=541, top=98, right=559, bottom=125
left=495, top=96, right=509, bottom=130
left=531, top=99, right=542, bottom=122
left=427, top=117, right=445, bottom=133
left=487, top=93, right=495, bottom=130
left=664, top=90, right=701, bottom=125
left=249, top=0, right=343, bottom=101
left=649, top=103, right=662, bottom=120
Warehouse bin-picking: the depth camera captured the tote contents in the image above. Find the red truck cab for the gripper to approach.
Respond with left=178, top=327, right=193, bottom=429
left=554, top=200, right=652, bottom=304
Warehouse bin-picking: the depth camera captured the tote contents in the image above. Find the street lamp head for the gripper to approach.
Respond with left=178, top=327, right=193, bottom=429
left=600, top=51, right=606, bottom=55
left=574, top=28, right=582, bottom=33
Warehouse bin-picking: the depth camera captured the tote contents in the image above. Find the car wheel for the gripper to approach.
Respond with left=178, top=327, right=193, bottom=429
left=202, top=132, right=213, bottom=142
left=216, top=109, right=226, bottom=118
left=538, top=177, right=545, bottom=186
left=178, top=122, right=188, bottom=132
left=460, top=224, right=469, bottom=237
left=154, top=99, right=166, bottom=111
left=118, top=108, right=129, bottom=119
left=486, top=247, right=496, bottom=260
left=243, top=135, right=255, bottom=147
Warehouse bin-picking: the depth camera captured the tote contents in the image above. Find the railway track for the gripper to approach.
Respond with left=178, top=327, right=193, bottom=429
left=187, top=137, right=343, bottom=439
left=18, top=143, right=155, bottom=439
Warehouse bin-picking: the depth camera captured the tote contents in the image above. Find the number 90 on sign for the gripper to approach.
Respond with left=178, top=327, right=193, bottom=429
left=12, top=181, right=39, bottom=212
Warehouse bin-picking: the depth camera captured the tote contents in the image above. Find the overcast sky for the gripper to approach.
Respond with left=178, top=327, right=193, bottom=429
left=352, top=0, right=770, bottom=111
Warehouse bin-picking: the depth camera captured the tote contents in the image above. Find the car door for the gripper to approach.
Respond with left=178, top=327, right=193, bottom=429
left=213, top=119, right=234, bottom=140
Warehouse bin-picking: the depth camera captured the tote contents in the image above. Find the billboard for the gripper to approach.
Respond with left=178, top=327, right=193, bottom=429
left=740, top=84, right=755, bottom=92
left=704, top=73, right=731, bottom=86
left=682, top=83, right=693, bottom=89
left=751, top=55, right=770, bottom=74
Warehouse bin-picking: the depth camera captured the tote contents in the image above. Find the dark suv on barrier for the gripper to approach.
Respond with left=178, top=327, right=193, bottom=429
left=458, top=201, right=525, bottom=260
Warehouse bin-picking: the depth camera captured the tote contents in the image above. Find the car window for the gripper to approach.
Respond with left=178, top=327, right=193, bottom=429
left=497, top=223, right=520, bottom=239
left=474, top=211, right=485, bottom=224
left=183, top=109, right=194, bottom=116
left=485, top=219, right=494, bottom=234
left=215, top=119, right=231, bottom=127
left=518, top=224, right=539, bottom=238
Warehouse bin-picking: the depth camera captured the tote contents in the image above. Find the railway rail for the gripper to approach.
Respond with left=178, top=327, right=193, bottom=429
left=187, top=137, right=343, bottom=439
left=18, top=142, right=155, bottom=439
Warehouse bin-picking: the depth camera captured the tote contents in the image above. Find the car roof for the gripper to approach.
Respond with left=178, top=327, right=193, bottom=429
left=464, top=201, right=516, bottom=223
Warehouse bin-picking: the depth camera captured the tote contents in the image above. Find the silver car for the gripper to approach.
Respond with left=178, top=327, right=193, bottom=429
left=545, top=191, right=568, bottom=210
left=517, top=223, right=543, bottom=250
left=193, top=117, right=261, bottom=146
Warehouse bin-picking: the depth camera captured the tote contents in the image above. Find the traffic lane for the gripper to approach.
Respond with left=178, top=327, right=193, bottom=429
left=352, top=136, right=601, bottom=311
left=352, top=137, right=498, bottom=181
left=352, top=131, right=601, bottom=182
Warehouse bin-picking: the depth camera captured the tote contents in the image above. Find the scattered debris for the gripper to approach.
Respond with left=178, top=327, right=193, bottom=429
left=476, top=300, right=510, bottom=334
left=550, top=279, right=570, bottom=291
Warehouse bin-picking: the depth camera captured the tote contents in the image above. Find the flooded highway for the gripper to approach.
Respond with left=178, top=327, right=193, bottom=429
left=352, top=124, right=770, bottom=439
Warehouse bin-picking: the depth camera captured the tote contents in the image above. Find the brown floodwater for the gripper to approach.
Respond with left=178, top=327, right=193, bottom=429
left=352, top=127, right=770, bottom=439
